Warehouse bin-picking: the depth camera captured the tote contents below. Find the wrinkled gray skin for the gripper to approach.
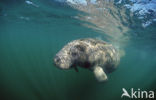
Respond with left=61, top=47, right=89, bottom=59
left=54, top=38, right=120, bottom=82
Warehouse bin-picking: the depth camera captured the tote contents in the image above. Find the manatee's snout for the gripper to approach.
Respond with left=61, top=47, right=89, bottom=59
left=53, top=55, right=72, bottom=70
left=54, top=56, right=61, bottom=65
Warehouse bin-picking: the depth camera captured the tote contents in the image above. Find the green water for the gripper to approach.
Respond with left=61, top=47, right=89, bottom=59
left=0, top=0, right=156, bottom=100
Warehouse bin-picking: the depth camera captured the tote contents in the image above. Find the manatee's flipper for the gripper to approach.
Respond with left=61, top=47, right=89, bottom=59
left=93, top=66, right=108, bottom=82
left=74, top=67, right=79, bottom=72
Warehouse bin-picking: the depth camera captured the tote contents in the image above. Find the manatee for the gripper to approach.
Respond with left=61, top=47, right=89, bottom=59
left=53, top=38, right=120, bottom=82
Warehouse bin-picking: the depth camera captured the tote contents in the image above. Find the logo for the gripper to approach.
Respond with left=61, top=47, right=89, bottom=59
left=121, top=88, right=155, bottom=99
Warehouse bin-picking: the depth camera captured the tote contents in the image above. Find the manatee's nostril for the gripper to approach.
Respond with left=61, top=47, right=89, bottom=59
left=55, top=57, right=61, bottom=63
left=56, top=58, right=60, bottom=62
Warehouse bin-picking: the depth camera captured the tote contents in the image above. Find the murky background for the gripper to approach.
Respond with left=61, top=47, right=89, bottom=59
left=0, top=0, right=156, bottom=100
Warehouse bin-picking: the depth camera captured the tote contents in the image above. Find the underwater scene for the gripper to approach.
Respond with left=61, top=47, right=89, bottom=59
left=0, top=0, right=156, bottom=100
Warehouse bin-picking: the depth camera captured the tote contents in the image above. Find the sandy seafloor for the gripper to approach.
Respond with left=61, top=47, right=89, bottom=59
left=0, top=0, right=156, bottom=100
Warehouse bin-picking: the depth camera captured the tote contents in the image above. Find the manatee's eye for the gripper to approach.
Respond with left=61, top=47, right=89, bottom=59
left=72, top=52, right=77, bottom=56
left=75, top=45, right=86, bottom=52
